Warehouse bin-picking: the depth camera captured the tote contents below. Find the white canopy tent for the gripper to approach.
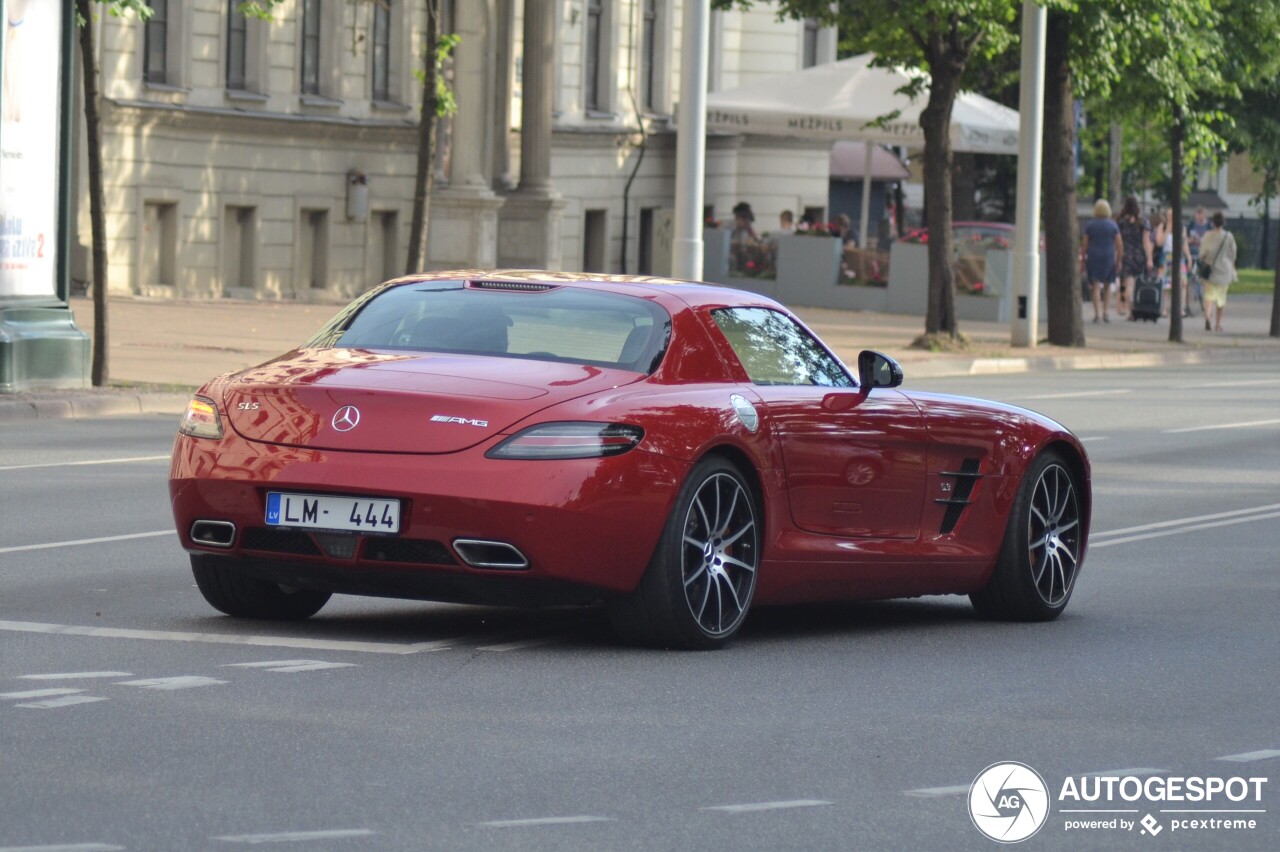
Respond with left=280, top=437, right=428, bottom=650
left=706, top=53, right=1020, bottom=247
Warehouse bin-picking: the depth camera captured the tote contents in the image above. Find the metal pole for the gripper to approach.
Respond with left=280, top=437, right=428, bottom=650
left=858, top=142, right=873, bottom=249
left=672, top=0, right=710, bottom=280
left=1011, top=0, right=1047, bottom=347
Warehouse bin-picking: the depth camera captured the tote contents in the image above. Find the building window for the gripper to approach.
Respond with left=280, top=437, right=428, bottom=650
left=299, top=210, right=330, bottom=291
left=640, top=0, right=657, bottom=111
left=374, top=211, right=399, bottom=285
left=142, top=202, right=178, bottom=289
left=226, top=1, right=248, bottom=89
left=143, top=0, right=170, bottom=84
left=301, top=0, right=322, bottom=95
left=583, top=209, right=607, bottom=272
left=802, top=18, right=819, bottom=68
left=584, top=0, right=604, bottom=111
left=371, top=0, right=392, bottom=102
left=638, top=207, right=655, bottom=275
left=222, top=206, right=256, bottom=293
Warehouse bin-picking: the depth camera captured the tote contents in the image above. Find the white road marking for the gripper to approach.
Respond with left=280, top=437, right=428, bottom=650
left=213, top=829, right=376, bottom=844
left=1093, top=503, right=1280, bottom=539
left=701, top=800, right=832, bottom=814
left=0, top=839, right=124, bottom=844
left=1078, top=436, right=1111, bottom=442
left=1217, top=749, right=1280, bottom=763
left=476, top=636, right=568, bottom=652
left=1164, top=418, right=1280, bottom=434
left=19, top=672, right=133, bottom=680
left=1018, top=389, right=1132, bottom=400
left=15, top=696, right=110, bottom=710
left=0, top=688, right=84, bottom=700
left=222, top=660, right=357, bottom=673
left=0, top=455, right=170, bottom=472
left=474, top=816, right=613, bottom=828
left=1186, top=378, right=1280, bottom=388
left=114, top=676, right=226, bottom=691
left=1078, top=768, right=1168, bottom=778
left=903, top=785, right=969, bottom=798
left=1091, top=512, right=1280, bottom=549
left=0, top=531, right=174, bottom=555
left=0, top=620, right=453, bottom=655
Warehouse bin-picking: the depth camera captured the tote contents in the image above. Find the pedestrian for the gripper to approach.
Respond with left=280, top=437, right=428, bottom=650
left=1081, top=199, right=1122, bottom=323
left=1115, top=196, right=1153, bottom=320
left=1197, top=211, right=1237, bottom=332
left=729, top=201, right=758, bottom=274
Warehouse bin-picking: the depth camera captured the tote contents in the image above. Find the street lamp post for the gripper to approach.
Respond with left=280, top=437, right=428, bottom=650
left=1011, top=0, right=1046, bottom=348
left=672, top=0, right=710, bottom=281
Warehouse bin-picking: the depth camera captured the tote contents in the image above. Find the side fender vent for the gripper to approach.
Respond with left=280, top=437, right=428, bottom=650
left=936, top=458, right=983, bottom=534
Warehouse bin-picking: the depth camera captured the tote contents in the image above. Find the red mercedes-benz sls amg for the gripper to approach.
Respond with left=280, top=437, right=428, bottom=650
left=170, top=270, right=1090, bottom=649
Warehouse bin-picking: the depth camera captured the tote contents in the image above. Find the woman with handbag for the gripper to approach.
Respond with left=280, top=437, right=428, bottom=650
left=1082, top=199, right=1122, bottom=322
left=1197, top=212, right=1237, bottom=332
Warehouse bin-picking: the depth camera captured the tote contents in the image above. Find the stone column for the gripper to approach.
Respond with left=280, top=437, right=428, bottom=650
left=491, top=0, right=516, bottom=191
left=448, top=1, right=494, bottom=190
left=433, top=0, right=504, bottom=268
left=517, top=0, right=555, bottom=194
left=498, top=0, right=565, bottom=270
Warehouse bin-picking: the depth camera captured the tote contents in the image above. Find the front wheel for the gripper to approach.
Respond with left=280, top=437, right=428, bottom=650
left=608, top=456, right=760, bottom=649
left=191, top=554, right=331, bottom=620
left=971, top=451, right=1084, bottom=621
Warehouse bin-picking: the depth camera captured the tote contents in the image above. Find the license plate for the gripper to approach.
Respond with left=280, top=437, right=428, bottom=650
left=265, top=492, right=401, bottom=534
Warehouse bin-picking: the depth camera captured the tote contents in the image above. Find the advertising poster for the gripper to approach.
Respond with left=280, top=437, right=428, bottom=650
left=0, top=0, right=61, bottom=299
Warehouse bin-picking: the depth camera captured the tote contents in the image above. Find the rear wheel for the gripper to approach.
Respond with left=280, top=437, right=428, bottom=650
left=608, top=456, right=760, bottom=649
left=970, top=451, right=1083, bottom=621
left=191, top=554, right=330, bottom=620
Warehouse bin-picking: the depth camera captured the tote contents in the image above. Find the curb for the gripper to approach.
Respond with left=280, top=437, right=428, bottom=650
left=904, top=343, right=1280, bottom=379
left=0, top=392, right=188, bottom=424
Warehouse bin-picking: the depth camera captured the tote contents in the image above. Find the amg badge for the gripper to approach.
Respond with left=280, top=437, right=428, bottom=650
left=431, top=415, right=489, bottom=428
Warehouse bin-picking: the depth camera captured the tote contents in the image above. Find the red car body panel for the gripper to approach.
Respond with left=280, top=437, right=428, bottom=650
left=169, top=270, right=1090, bottom=610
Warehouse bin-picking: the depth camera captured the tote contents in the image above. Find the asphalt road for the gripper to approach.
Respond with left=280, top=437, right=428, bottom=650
left=1, top=362, right=1278, bottom=851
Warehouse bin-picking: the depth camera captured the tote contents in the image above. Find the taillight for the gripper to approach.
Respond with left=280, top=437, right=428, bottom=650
left=486, top=422, right=644, bottom=460
left=179, top=396, right=224, bottom=439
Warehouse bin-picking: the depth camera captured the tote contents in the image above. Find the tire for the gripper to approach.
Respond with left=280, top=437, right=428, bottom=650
left=970, top=451, right=1083, bottom=621
left=191, top=554, right=330, bottom=620
left=607, top=456, right=760, bottom=650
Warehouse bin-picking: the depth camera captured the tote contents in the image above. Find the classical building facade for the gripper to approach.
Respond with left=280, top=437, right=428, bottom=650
left=77, top=0, right=836, bottom=300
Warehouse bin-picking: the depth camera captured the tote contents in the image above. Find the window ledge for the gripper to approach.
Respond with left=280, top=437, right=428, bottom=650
left=371, top=100, right=411, bottom=114
left=300, top=93, right=343, bottom=109
left=225, top=89, right=269, bottom=104
left=143, top=81, right=190, bottom=95
left=584, top=109, right=619, bottom=121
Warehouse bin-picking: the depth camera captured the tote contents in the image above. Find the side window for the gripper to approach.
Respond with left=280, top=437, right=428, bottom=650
left=711, top=308, right=852, bottom=387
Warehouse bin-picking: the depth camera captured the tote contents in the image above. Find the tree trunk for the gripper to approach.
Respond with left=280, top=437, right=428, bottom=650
left=1168, top=107, right=1184, bottom=343
left=1042, top=11, right=1084, bottom=346
left=1108, top=122, right=1122, bottom=209
left=76, top=0, right=108, bottom=386
left=920, top=70, right=960, bottom=339
left=405, top=1, right=442, bottom=274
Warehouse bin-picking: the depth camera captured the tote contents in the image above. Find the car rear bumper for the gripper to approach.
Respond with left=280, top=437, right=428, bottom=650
left=169, top=434, right=686, bottom=600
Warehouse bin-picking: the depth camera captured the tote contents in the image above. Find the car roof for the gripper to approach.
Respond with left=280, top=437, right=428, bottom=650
left=378, top=269, right=783, bottom=312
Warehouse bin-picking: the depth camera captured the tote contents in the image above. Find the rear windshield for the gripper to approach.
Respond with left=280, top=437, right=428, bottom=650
left=307, top=282, right=671, bottom=373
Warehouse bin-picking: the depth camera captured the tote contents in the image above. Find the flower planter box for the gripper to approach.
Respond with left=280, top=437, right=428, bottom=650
left=771, top=234, right=864, bottom=310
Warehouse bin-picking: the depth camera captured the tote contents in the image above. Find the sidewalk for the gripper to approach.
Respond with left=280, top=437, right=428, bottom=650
left=2, top=291, right=1277, bottom=422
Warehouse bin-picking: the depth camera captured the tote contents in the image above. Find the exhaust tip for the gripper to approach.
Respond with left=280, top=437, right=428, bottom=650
left=190, top=520, right=236, bottom=549
left=453, top=539, right=529, bottom=570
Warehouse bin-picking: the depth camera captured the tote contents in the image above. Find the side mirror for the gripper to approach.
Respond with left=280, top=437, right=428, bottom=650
left=857, top=350, right=904, bottom=390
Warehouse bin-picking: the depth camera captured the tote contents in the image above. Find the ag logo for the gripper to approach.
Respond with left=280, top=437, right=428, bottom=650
left=968, top=761, right=1050, bottom=843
